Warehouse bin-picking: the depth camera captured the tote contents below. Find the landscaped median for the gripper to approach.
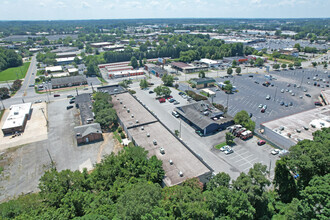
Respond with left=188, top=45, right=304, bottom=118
left=214, top=142, right=227, bottom=150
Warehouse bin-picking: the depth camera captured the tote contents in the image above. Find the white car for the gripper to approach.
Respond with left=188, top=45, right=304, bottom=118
left=281, top=89, right=284, bottom=93
left=271, top=149, right=280, bottom=155
left=220, top=145, right=230, bottom=152
left=34, top=100, right=42, bottom=103
left=258, top=104, right=263, bottom=108
left=225, top=148, right=234, bottom=155
left=266, top=95, right=271, bottom=100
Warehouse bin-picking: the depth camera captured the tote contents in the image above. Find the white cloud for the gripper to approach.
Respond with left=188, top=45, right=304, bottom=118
left=251, top=0, right=262, bottom=3
left=57, top=1, right=67, bottom=8
left=82, top=1, right=91, bottom=8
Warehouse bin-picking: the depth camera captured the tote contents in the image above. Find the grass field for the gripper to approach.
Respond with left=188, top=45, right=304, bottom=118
left=0, top=62, right=31, bottom=82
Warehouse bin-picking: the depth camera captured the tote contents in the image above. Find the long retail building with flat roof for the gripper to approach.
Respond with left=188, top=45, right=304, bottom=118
left=112, top=92, right=212, bottom=186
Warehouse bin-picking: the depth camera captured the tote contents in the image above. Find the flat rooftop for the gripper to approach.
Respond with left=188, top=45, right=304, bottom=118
left=262, top=105, right=330, bottom=144
left=321, top=89, right=330, bottom=105
left=97, top=85, right=126, bottom=95
left=112, top=92, right=158, bottom=128
left=128, top=122, right=210, bottom=186
left=2, top=103, right=32, bottom=130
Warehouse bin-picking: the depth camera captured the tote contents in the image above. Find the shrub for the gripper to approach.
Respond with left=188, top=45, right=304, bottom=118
left=117, top=127, right=123, bottom=133
left=120, top=132, right=126, bottom=139
left=185, top=90, right=207, bottom=101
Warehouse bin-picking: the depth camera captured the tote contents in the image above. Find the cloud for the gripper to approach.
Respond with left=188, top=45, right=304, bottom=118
left=251, top=0, right=262, bottom=3
left=57, top=1, right=67, bottom=8
left=82, top=1, right=91, bottom=8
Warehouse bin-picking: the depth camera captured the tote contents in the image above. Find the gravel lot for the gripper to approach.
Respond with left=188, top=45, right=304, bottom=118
left=0, top=99, right=114, bottom=202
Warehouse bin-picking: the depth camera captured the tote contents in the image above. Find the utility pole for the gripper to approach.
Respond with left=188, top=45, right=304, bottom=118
left=47, top=149, right=55, bottom=169
left=274, top=86, right=278, bottom=102
left=40, top=107, right=48, bottom=126
left=269, top=159, right=272, bottom=177
left=179, top=118, right=182, bottom=138
left=76, top=87, right=79, bottom=96
left=0, top=97, right=5, bottom=109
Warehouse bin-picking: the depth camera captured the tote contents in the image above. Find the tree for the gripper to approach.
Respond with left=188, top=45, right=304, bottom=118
left=232, top=60, right=237, bottom=67
left=95, top=108, right=117, bottom=129
left=312, top=62, right=317, bottom=67
left=225, top=132, right=235, bottom=145
left=281, top=63, right=287, bottom=69
left=207, top=172, right=231, bottom=191
left=115, top=182, right=162, bottom=220
left=234, top=110, right=255, bottom=131
left=0, top=87, right=10, bottom=99
left=153, top=86, right=163, bottom=97
left=161, top=74, right=174, bottom=87
left=153, top=85, right=171, bottom=97
left=198, top=71, right=205, bottom=78
left=223, top=83, right=233, bottom=93
left=87, top=64, right=97, bottom=75
left=255, top=58, right=264, bottom=67
left=324, top=63, right=328, bottom=69
left=235, top=67, right=241, bottom=74
left=249, top=59, right=255, bottom=66
left=288, top=63, right=294, bottom=69
left=275, top=30, right=282, bottom=36
left=227, top=67, right=233, bottom=75
left=294, top=43, right=301, bottom=52
left=273, top=64, right=280, bottom=70
left=11, top=79, right=22, bottom=91
left=139, top=79, right=148, bottom=89
left=294, top=61, right=301, bottom=68
left=130, top=56, right=138, bottom=69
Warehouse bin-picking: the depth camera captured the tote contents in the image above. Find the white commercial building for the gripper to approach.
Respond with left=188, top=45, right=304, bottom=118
left=2, top=103, right=32, bottom=135
left=200, top=58, right=222, bottom=68
left=45, top=66, right=63, bottom=73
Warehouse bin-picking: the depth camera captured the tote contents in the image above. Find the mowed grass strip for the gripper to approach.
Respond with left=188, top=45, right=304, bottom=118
left=0, top=62, right=31, bottom=81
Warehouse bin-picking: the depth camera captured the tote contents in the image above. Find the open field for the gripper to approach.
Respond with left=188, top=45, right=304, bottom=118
left=0, top=62, right=31, bottom=82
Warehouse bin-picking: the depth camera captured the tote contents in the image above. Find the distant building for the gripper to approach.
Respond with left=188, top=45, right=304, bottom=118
left=56, top=51, right=79, bottom=58
left=320, top=89, right=330, bottom=105
left=144, top=64, right=168, bottom=77
left=51, top=47, right=79, bottom=53
left=223, top=56, right=248, bottom=64
left=199, top=59, right=222, bottom=68
left=103, top=44, right=125, bottom=51
left=97, top=84, right=126, bottom=95
left=45, top=66, right=63, bottom=73
left=56, top=57, right=81, bottom=65
left=279, top=48, right=299, bottom=57
left=2, top=103, right=32, bottom=135
left=190, top=77, right=216, bottom=89
left=171, top=62, right=208, bottom=73
left=174, top=30, right=191, bottom=34
left=74, top=123, right=103, bottom=145
left=108, top=70, right=145, bottom=78
left=90, top=42, right=113, bottom=48
left=175, top=100, right=234, bottom=136
left=51, top=75, right=87, bottom=89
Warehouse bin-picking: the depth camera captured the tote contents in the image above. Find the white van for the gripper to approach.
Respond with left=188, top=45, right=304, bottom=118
left=172, top=111, right=179, bottom=118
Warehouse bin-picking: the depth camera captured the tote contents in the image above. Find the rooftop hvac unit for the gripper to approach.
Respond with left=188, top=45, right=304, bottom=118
left=147, top=133, right=150, bottom=137
left=123, top=105, right=126, bottom=108
left=136, top=120, right=139, bottom=123
left=76, top=133, right=81, bottom=136
left=127, top=109, right=130, bottom=113
left=120, top=101, right=122, bottom=104
left=117, top=98, right=119, bottom=100
left=160, top=147, right=165, bottom=154
left=141, top=126, right=144, bottom=130
left=169, top=160, right=173, bottom=165
left=131, top=114, right=134, bottom=118
left=178, top=171, right=183, bottom=177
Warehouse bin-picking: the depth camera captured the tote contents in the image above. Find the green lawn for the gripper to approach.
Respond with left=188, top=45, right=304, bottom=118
left=0, top=62, right=31, bottom=82
left=214, top=142, right=227, bottom=149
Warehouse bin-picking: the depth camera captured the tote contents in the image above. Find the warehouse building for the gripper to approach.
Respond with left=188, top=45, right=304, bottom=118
left=97, top=84, right=126, bottom=95
left=56, top=51, right=79, bottom=58
left=112, top=92, right=212, bottom=186
left=199, top=58, right=222, bottom=68
left=171, top=62, right=208, bottom=73
left=51, top=75, right=87, bottom=89
left=90, top=42, right=113, bottom=48
left=260, top=105, right=330, bottom=149
left=45, top=66, right=63, bottom=73
left=174, top=100, right=234, bottom=136
left=2, top=103, right=32, bottom=135
left=320, top=90, right=330, bottom=105
left=144, top=64, right=168, bottom=77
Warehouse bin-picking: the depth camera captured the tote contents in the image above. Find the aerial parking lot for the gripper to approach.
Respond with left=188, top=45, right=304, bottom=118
left=211, top=68, right=329, bottom=130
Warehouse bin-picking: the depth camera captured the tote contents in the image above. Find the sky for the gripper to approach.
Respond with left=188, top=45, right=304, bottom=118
left=0, top=0, right=329, bottom=20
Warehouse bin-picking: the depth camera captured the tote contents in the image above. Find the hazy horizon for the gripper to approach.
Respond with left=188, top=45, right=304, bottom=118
left=0, top=0, right=329, bottom=20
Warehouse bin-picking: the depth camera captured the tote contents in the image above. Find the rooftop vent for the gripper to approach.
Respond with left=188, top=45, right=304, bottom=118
left=141, top=126, right=144, bottom=130
left=127, top=109, right=130, bottom=113
left=147, top=133, right=150, bottom=137
left=160, top=147, right=165, bottom=154
left=76, top=133, right=81, bottom=136
left=136, top=120, right=139, bottom=123
left=169, top=160, right=173, bottom=165
left=131, top=114, right=134, bottom=118
left=296, top=129, right=301, bottom=133
left=117, top=98, right=119, bottom=100
left=178, top=171, right=183, bottom=177
left=123, top=105, right=126, bottom=108
left=120, top=101, right=122, bottom=104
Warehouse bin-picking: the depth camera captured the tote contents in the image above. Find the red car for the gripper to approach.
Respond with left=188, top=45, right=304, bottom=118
left=159, top=98, right=166, bottom=103
left=261, top=108, right=265, bottom=113
left=258, top=140, right=266, bottom=146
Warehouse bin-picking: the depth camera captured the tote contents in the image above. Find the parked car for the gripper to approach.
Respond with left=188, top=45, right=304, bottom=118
left=285, top=103, right=289, bottom=107
left=174, top=101, right=180, bottom=105
left=258, top=104, right=263, bottom=108
left=67, top=95, right=73, bottom=98
left=305, top=93, right=311, bottom=97
left=258, top=140, right=266, bottom=146
left=266, top=95, right=271, bottom=100
left=66, top=105, right=74, bottom=110
left=261, top=108, right=265, bottom=113
left=29, top=84, right=35, bottom=87
left=280, top=89, right=284, bottom=93
left=69, top=100, right=75, bottom=104
left=220, top=145, right=230, bottom=152
left=54, top=94, right=60, bottom=97
left=169, top=98, right=175, bottom=103
left=224, top=148, right=234, bottom=155
left=263, top=105, right=267, bottom=109
left=34, top=100, right=42, bottom=103
left=159, top=98, right=166, bottom=103
left=280, top=101, right=284, bottom=106
left=149, top=90, right=154, bottom=94
left=172, top=111, right=179, bottom=118
left=314, top=101, right=322, bottom=106
left=289, top=102, right=293, bottom=106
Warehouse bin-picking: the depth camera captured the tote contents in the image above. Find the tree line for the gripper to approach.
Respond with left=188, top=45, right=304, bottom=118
left=0, top=127, right=329, bottom=219
left=0, top=48, right=23, bottom=72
